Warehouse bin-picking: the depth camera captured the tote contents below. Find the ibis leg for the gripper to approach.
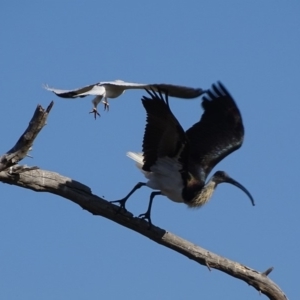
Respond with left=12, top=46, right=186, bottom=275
left=138, top=191, right=162, bottom=228
left=110, top=182, right=146, bottom=211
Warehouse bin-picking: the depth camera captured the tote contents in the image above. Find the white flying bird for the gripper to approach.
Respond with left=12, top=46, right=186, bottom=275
left=44, top=80, right=205, bottom=119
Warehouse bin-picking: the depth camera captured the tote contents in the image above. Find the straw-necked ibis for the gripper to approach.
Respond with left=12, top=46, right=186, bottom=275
left=112, top=82, right=255, bottom=227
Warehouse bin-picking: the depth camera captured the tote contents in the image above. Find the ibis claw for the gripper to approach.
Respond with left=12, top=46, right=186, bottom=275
left=138, top=212, right=153, bottom=229
left=110, top=199, right=128, bottom=213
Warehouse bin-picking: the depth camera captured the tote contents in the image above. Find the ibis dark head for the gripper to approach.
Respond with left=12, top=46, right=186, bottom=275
left=184, top=170, right=255, bottom=208
left=212, top=171, right=255, bottom=206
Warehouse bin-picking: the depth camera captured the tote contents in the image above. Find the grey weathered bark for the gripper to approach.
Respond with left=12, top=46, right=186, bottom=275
left=0, top=102, right=288, bottom=300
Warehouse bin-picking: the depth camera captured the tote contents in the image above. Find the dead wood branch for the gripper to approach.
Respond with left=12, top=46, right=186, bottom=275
left=0, top=102, right=288, bottom=300
left=0, top=101, right=54, bottom=172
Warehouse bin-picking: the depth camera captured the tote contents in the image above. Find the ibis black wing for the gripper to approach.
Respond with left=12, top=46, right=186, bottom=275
left=185, top=82, right=244, bottom=179
left=141, top=90, right=188, bottom=172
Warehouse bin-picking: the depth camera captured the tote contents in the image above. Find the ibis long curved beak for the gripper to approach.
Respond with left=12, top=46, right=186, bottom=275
left=214, top=171, right=255, bottom=206
left=225, top=177, right=255, bottom=206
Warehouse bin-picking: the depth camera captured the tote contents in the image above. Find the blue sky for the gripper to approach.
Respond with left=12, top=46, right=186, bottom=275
left=1, top=1, right=299, bottom=299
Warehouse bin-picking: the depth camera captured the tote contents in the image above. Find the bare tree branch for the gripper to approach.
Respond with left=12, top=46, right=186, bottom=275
left=0, top=102, right=288, bottom=300
left=0, top=101, right=54, bottom=172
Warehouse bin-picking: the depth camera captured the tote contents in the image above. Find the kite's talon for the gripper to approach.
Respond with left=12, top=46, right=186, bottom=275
left=89, top=108, right=100, bottom=119
left=103, top=101, right=110, bottom=111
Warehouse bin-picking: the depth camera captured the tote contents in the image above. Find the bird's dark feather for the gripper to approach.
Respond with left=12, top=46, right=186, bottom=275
left=140, top=82, right=244, bottom=186
left=151, top=84, right=206, bottom=99
left=185, top=82, right=244, bottom=179
left=141, top=91, right=188, bottom=173
left=53, top=83, right=98, bottom=98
